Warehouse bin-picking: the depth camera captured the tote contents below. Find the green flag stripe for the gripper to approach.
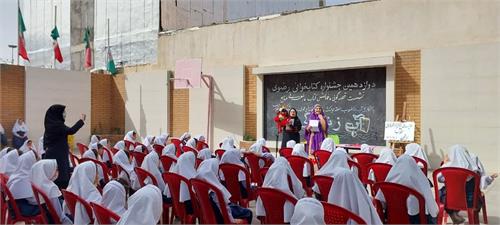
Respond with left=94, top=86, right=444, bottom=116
left=51, top=26, right=60, bottom=40
left=18, top=8, right=26, bottom=32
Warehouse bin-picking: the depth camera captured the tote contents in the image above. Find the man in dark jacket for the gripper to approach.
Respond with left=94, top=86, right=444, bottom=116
left=43, top=104, right=85, bottom=189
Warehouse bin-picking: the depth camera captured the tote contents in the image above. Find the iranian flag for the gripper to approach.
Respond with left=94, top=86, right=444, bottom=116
left=18, top=8, right=29, bottom=61
left=51, top=26, right=63, bottom=63
left=107, top=48, right=117, bottom=75
left=83, top=28, right=92, bottom=68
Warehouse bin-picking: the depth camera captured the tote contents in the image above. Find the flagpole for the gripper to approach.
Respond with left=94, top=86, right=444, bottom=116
left=106, top=18, right=110, bottom=67
left=53, top=5, right=57, bottom=69
left=17, top=0, right=20, bottom=65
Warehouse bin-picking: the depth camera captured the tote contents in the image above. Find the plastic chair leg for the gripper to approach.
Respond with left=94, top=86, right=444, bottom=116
left=481, top=194, right=488, bottom=224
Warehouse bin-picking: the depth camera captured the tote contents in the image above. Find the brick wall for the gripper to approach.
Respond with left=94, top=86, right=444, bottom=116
left=168, top=80, right=189, bottom=137
left=90, top=73, right=125, bottom=137
left=244, top=65, right=257, bottom=139
left=0, top=64, right=25, bottom=143
left=395, top=50, right=421, bottom=143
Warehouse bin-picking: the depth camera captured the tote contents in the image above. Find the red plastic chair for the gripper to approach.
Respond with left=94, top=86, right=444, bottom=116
left=196, top=141, right=209, bottom=151
left=190, top=178, right=247, bottom=224
left=110, top=147, right=119, bottom=155
left=312, top=175, right=334, bottom=201
left=80, top=157, right=111, bottom=183
left=219, top=163, right=253, bottom=207
left=279, top=147, right=293, bottom=157
left=0, top=173, right=8, bottom=224
left=374, top=182, right=427, bottom=224
left=62, top=190, right=94, bottom=224
left=134, top=167, right=159, bottom=187
left=321, top=201, right=367, bottom=224
left=130, top=151, right=147, bottom=167
left=258, top=167, right=269, bottom=186
left=215, top=149, right=226, bottom=159
left=255, top=187, right=298, bottom=224
left=347, top=160, right=364, bottom=182
left=182, top=146, right=199, bottom=157
left=76, top=142, right=89, bottom=156
left=101, top=147, right=114, bottom=166
left=162, top=172, right=197, bottom=224
left=160, top=155, right=177, bottom=172
left=153, top=144, right=164, bottom=156
left=314, top=150, right=332, bottom=169
left=242, top=153, right=266, bottom=186
left=411, top=156, right=428, bottom=176
left=195, top=158, right=203, bottom=169
left=170, top=138, right=182, bottom=157
left=90, top=202, right=121, bottom=225
left=31, top=184, right=62, bottom=224
left=124, top=140, right=136, bottom=151
left=0, top=181, right=44, bottom=224
left=351, top=153, right=379, bottom=184
left=112, top=164, right=130, bottom=181
left=69, top=152, right=80, bottom=167
left=432, top=167, right=481, bottom=225
left=367, top=163, right=392, bottom=196
left=286, top=156, right=314, bottom=196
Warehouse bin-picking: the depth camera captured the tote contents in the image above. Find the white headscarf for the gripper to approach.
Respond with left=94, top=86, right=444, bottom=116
left=256, top=138, right=266, bottom=147
left=360, top=144, right=373, bottom=153
left=256, top=157, right=304, bottom=223
left=286, top=140, right=296, bottom=148
left=124, top=131, right=136, bottom=142
left=376, top=154, right=438, bottom=217
left=249, top=142, right=263, bottom=155
left=197, top=148, right=212, bottom=160
left=66, top=161, right=102, bottom=225
left=162, top=144, right=177, bottom=159
left=82, top=149, right=98, bottom=160
left=221, top=137, right=235, bottom=150
left=114, top=141, right=125, bottom=151
left=143, top=135, right=155, bottom=147
left=12, top=119, right=28, bottom=137
left=0, top=147, right=8, bottom=158
left=292, top=144, right=311, bottom=177
left=172, top=151, right=197, bottom=202
left=38, top=137, right=45, bottom=156
left=89, top=135, right=99, bottom=147
left=99, top=139, right=108, bottom=148
left=31, top=160, right=61, bottom=201
left=154, top=133, right=169, bottom=146
left=19, top=139, right=35, bottom=154
left=194, top=134, right=206, bottom=143
left=7, top=150, right=37, bottom=199
left=99, top=139, right=111, bottom=162
left=320, top=138, right=335, bottom=152
left=220, top=148, right=246, bottom=181
left=141, top=151, right=165, bottom=191
left=101, top=180, right=127, bottom=216
left=442, top=145, right=478, bottom=171
left=375, top=147, right=397, bottom=165
left=185, top=138, right=197, bottom=149
left=313, top=150, right=352, bottom=194
left=404, top=143, right=429, bottom=164
left=116, top=185, right=163, bottom=225
left=196, top=159, right=231, bottom=202
left=0, top=149, right=20, bottom=176
left=328, top=168, right=383, bottom=225
left=290, top=198, right=325, bottom=225
left=179, top=132, right=191, bottom=142
left=112, top=150, right=139, bottom=190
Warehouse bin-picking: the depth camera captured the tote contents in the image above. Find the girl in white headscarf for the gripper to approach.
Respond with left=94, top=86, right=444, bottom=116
left=99, top=139, right=112, bottom=168
left=367, top=147, right=397, bottom=181
left=197, top=148, right=213, bottom=160
left=38, top=136, right=45, bottom=158
left=100, top=180, right=127, bottom=218
left=162, top=144, right=177, bottom=159
left=7, top=151, right=39, bottom=217
left=328, top=168, right=383, bottom=225
left=360, top=144, right=373, bottom=153
left=154, top=133, right=169, bottom=146
left=256, top=157, right=305, bottom=223
left=12, top=119, right=29, bottom=149
left=219, top=149, right=249, bottom=199
left=291, top=144, right=312, bottom=185
left=31, top=160, right=72, bottom=224
left=19, top=139, right=36, bottom=154
left=320, top=138, right=335, bottom=152
left=312, top=150, right=355, bottom=197
left=185, top=138, right=197, bottom=150
left=286, top=140, right=296, bottom=148
left=116, top=185, right=163, bottom=225
left=290, top=198, right=325, bottom=225
left=142, top=135, right=155, bottom=153
left=0, top=148, right=20, bottom=176
left=179, top=132, right=191, bottom=146
left=141, top=151, right=168, bottom=203
left=112, top=150, right=139, bottom=190
left=114, top=141, right=126, bottom=151
left=89, top=135, right=100, bottom=148
left=376, top=154, right=438, bottom=224
left=221, top=137, right=235, bottom=150
left=170, top=151, right=197, bottom=214
left=123, top=131, right=137, bottom=150
left=248, top=142, right=275, bottom=168
left=65, top=161, right=102, bottom=225
left=196, top=159, right=253, bottom=224
left=404, top=143, right=430, bottom=168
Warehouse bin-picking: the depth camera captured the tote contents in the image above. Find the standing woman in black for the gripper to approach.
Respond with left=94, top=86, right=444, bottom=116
left=281, top=108, right=302, bottom=149
left=43, top=104, right=85, bottom=189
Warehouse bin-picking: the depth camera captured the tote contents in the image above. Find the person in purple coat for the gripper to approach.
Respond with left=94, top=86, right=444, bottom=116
left=305, top=104, right=328, bottom=154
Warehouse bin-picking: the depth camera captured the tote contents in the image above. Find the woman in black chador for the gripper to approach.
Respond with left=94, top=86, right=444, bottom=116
left=43, top=104, right=85, bottom=189
left=281, top=108, right=302, bottom=148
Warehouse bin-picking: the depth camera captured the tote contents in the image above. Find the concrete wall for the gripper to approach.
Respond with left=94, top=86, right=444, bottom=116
left=25, top=67, right=91, bottom=147
left=124, top=71, right=169, bottom=138
left=421, top=42, right=500, bottom=172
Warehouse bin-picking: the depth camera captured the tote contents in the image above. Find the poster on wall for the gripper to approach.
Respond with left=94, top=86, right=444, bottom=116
left=383, top=121, right=415, bottom=142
